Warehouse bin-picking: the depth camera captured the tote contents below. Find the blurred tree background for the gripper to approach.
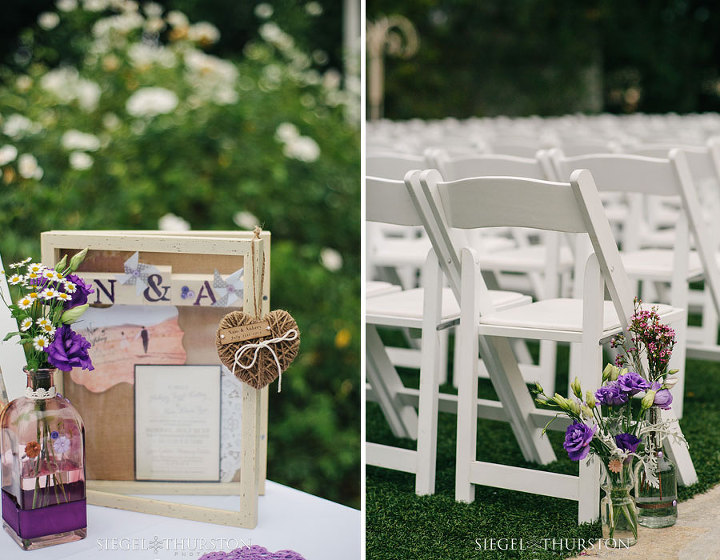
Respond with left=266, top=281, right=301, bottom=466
left=0, top=1, right=360, bottom=507
left=369, top=0, right=720, bottom=119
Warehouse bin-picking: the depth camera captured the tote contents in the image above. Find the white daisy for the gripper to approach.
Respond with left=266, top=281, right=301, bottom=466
left=43, top=269, right=63, bottom=282
left=56, top=292, right=71, bottom=303
left=8, top=274, right=23, bottom=285
left=17, top=296, right=33, bottom=309
left=40, top=289, right=57, bottom=300
left=37, top=317, right=51, bottom=328
left=20, top=318, right=33, bottom=331
left=27, top=263, right=44, bottom=274
left=62, top=280, right=77, bottom=293
left=40, top=323, right=56, bottom=337
left=27, top=291, right=39, bottom=301
left=21, top=257, right=32, bottom=264
left=32, top=335, right=49, bottom=351
left=26, top=272, right=40, bottom=280
left=8, top=262, right=20, bottom=269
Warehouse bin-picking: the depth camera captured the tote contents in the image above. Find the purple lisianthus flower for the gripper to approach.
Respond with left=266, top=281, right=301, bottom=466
left=616, top=372, right=651, bottom=396
left=61, top=274, right=95, bottom=309
left=615, top=433, right=641, bottom=454
left=654, top=388, right=673, bottom=410
left=595, top=382, right=629, bottom=406
left=50, top=431, right=59, bottom=440
left=563, top=421, right=596, bottom=461
left=45, top=325, right=94, bottom=372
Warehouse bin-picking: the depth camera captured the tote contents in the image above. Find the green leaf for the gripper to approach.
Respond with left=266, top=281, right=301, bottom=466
left=3, top=331, right=20, bottom=341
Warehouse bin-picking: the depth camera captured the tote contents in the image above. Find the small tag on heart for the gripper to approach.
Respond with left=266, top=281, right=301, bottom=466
left=218, top=321, right=270, bottom=345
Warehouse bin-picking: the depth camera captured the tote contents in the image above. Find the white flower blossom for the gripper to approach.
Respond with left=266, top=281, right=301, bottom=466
left=69, top=151, right=94, bottom=170
left=62, top=130, right=101, bottom=151
left=144, top=17, right=166, bottom=33
left=20, top=318, right=33, bottom=331
left=16, top=75, right=33, bottom=91
left=126, top=87, right=178, bottom=117
left=166, top=10, right=188, bottom=28
left=3, top=114, right=34, bottom=139
left=283, top=136, right=320, bottom=162
left=33, top=335, right=50, bottom=351
left=38, top=12, right=61, bottom=30
left=158, top=213, right=190, bottom=231
left=275, top=122, right=300, bottom=143
left=188, top=22, right=220, bottom=45
left=254, top=3, right=273, bottom=19
left=320, top=248, right=342, bottom=271
left=41, top=68, right=101, bottom=112
left=184, top=50, right=238, bottom=105
left=0, top=145, right=18, bottom=165
left=83, top=0, right=109, bottom=11
left=233, top=211, right=258, bottom=230
left=18, top=154, right=44, bottom=180
left=305, top=2, right=323, bottom=16
left=56, top=0, right=78, bottom=11
left=143, top=1, right=162, bottom=17
left=102, top=113, right=121, bottom=130
left=259, top=23, right=294, bottom=51
left=128, top=43, right=176, bottom=69
left=92, top=12, right=144, bottom=37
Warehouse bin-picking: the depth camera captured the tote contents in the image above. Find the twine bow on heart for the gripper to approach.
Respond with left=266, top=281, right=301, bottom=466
left=232, top=328, right=298, bottom=392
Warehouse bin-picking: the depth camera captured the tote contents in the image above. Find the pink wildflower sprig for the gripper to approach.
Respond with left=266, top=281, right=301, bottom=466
left=610, top=298, right=677, bottom=382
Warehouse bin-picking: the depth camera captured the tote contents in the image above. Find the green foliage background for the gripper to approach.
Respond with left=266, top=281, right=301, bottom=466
left=0, top=1, right=360, bottom=508
left=369, top=0, right=720, bottom=118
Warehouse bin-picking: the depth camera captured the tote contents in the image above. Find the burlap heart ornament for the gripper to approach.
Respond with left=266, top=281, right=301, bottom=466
left=216, top=310, right=300, bottom=390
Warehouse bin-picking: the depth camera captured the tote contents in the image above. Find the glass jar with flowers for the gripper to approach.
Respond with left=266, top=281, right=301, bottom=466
left=534, top=364, right=687, bottom=548
left=0, top=249, right=94, bottom=550
left=610, top=299, right=680, bottom=528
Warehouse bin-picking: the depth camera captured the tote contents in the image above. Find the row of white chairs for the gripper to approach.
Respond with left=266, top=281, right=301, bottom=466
left=366, top=151, right=713, bottom=522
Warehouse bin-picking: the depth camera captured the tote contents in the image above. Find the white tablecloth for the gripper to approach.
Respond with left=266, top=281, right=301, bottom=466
left=1, top=481, right=360, bottom=559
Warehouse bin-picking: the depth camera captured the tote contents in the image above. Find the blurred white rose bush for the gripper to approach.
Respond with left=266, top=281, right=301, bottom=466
left=0, top=0, right=360, bottom=507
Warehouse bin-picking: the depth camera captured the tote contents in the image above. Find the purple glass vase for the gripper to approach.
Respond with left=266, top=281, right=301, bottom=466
left=1, top=368, right=87, bottom=550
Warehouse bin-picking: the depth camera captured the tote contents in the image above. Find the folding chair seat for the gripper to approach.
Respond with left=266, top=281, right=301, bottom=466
left=409, top=168, right=698, bottom=523
left=367, top=281, right=402, bottom=298
left=365, top=175, right=530, bottom=495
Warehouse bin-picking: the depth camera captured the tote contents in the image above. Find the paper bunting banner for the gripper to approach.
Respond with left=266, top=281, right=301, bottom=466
left=212, top=268, right=244, bottom=307
left=115, top=251, right=160, bottom=295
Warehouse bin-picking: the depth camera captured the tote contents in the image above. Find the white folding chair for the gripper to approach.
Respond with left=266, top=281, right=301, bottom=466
left=410, top=168, right=697, bottom=523
left=426, top=151, right=575, bottom=394
left=366, top=176, right=531, bottom=494
left=549, top=150, right=720, bottom=417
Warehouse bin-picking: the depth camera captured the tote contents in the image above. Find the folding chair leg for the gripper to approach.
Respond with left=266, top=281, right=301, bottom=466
left=538, top=339, right=557, bottom=396
left=415, top=254, right=443, bottom=495
left=663, top=308, right=697, bottom=485
left=577, top=255, right=604, bottom=523
left=455, top=250, right=556, bottom=503
left=367, top=325, right=418, bottom=440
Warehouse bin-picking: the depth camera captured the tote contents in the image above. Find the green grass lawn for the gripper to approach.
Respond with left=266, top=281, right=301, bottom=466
left=366, top=343, right=720, bottom=559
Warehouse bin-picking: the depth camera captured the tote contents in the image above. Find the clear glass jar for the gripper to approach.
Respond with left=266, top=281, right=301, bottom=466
left=600, top=460, right=638, bottom=547
left=635, top=407, right=678, bottom=528
left=1, top=368, right=87, bottom=550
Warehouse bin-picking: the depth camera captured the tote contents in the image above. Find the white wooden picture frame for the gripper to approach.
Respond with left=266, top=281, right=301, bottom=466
left=39, top=230, right=271, bottom=528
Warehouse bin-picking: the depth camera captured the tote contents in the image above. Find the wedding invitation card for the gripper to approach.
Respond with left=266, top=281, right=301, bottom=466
left=134, top=364, right=221, bottom=481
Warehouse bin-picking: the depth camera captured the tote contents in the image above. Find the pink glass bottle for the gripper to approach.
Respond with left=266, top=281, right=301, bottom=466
left=1, top=368, right=86, bottom=550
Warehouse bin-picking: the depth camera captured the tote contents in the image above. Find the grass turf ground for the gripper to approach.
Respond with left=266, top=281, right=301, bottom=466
left=366, top=343, right=720, bottom=559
